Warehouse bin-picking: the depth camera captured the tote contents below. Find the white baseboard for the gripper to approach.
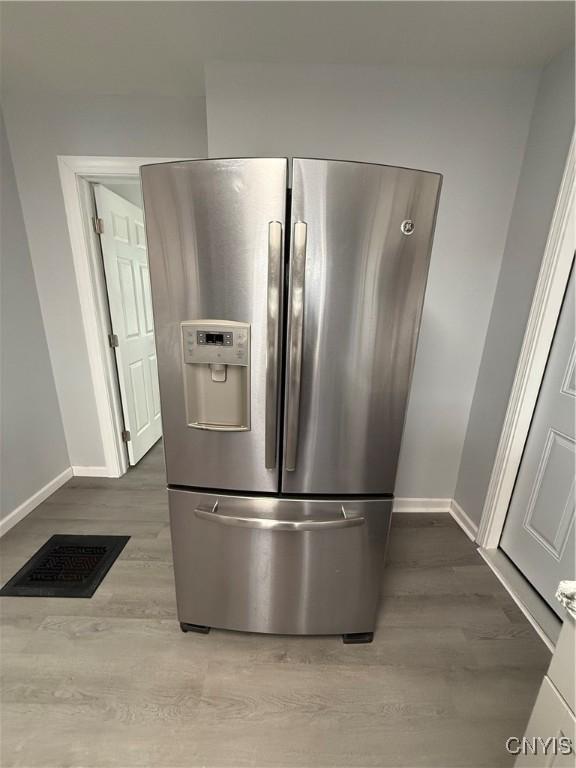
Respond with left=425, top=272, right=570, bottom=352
left=393, top=497, right=479, bottom=542
left=393, top=497, right=452, bottom=513
left=0, top=467, right=73, bottom=537
left=478, top=547, right=560, bottom=651
left=72, top=466, right=111, bottom=477
left=395, top=499, right=556, bottom=651
left=449, top=498, right=479, bottom=541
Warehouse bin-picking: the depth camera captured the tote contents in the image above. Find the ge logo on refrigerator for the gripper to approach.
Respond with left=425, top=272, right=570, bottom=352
left=401, top=219, right=415, bottom=235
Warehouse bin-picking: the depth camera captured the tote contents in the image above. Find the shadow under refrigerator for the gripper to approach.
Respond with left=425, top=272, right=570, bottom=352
left=141, top=158, right=441, bottom=642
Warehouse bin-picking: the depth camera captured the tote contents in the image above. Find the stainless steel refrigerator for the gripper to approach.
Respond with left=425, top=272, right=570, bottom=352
left=141, top=158, right=441, bottom=642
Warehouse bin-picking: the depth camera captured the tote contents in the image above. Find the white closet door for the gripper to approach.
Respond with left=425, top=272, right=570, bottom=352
left=95, top=185, right=161, bottom=465
left=501, top=265, right=575, bottom=616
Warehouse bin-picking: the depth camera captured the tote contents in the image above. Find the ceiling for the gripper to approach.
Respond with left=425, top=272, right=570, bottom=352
left=1, top=2, right=574, bottom=95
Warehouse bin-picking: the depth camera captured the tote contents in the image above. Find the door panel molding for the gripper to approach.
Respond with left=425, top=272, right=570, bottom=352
left=58, top=156, right=184, bottom=477
left=111, top=211, right=130, bottom=242
left=477, top=132, right=575, bottom=549
left=129, top=359, right=150, bottom=434
left=522, top=428, right=575, bottom=561
left=118, top=258, right=140, bottom=337
left=560, top=340, right=576, bottom=397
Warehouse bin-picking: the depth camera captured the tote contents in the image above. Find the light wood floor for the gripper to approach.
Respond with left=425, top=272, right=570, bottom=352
left=1, top=442, right=550, bottom=767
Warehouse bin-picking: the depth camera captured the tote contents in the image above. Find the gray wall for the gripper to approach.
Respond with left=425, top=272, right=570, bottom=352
left=2, top=49, right=570, bottom=495
left=455, top=46, right=575, bottom=525
left=1, top=110, right=69, bottom=521
left=1, top=92, right=206, bottom=469
left=103, top=182, right=143, bottom=209
left=206, top=61, right=539, bottom=498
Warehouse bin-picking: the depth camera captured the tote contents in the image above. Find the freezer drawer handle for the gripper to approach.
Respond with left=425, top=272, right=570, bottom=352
left=194, top=502, right=364, bottom=531
left=285, top=221, right=308, bottom=471
left=265, top=221, right=283, bottom=469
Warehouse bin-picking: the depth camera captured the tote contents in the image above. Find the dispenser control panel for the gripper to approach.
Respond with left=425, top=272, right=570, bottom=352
left=182, top=321, right=250, bottom=366
left=197, top=330, right=233, bottom=346
left=180, top=320, right=251, bottom=431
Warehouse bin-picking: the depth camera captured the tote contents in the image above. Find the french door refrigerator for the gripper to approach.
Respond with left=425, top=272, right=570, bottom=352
left=141, top=158, right=441, bottom=642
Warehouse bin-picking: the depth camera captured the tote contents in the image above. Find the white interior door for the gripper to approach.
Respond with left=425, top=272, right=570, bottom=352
left=94, top=184, right=161, bottom=465
left=501, top=266, right=575, bottom=617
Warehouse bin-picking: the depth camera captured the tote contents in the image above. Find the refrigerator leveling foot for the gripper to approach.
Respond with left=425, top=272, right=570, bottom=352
left=180, top=622, right=211, bottom=634
left=342, top=632, right=374, bottom=644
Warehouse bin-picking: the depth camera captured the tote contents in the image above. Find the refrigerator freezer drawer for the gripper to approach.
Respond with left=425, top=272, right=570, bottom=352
left=168, top=489, right=392, bottom=636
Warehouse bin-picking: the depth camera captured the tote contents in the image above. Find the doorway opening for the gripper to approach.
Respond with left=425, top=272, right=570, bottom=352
left=58, top=156, right=181, bottom=477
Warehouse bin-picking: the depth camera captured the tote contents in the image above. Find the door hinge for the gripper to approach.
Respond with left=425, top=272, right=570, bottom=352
left=121, top=429, right=131, bottom=443
left=108, top=333, right=119, bottom=348
left=92, top=216, right=104, bottom=234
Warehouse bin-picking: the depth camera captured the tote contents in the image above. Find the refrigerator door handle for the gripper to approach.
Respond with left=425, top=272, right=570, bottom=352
left=265, top=221, right=283, bottom=469
left=285, top=221, right=308, bottom=471
left=194, top=502, right=364, bottom=530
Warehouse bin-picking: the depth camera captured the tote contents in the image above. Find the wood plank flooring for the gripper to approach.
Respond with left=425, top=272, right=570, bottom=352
left=0, top=442, right=550, bottom=767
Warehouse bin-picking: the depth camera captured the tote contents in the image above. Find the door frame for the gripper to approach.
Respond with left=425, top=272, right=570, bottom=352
left=58, top=156, right=183, bottom=477
left=477, top=133, right=575, bottom=550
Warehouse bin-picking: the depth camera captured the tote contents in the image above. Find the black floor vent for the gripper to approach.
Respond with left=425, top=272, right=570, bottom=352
left=0, top=535, right=129, bottom=598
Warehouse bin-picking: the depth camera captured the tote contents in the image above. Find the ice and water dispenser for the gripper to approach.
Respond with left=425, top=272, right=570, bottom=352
left=181, top=320, right=250, bottom=430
